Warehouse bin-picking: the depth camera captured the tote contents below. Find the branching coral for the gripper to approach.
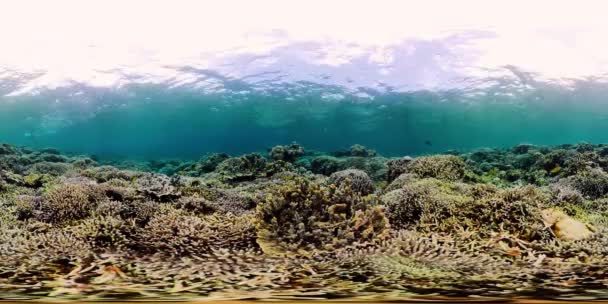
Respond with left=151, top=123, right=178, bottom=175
left=405, top=155, right=466, bottom=181
left=29, top=184, right=105, bottom=224
left=381, top=179, right=549, bottom=241
left=562, top=168, right=608, bottom=199
left=73, top=215, right=137, bottom=250
left=82, top=166, right=141, bottom=183
left=136, top=206, right=257, bottom=256
left=254, top=177, right=390, bottom=253
left=215, top=153, right=268, bottom=182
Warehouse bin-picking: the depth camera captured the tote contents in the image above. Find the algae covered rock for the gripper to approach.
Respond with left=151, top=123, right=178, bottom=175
left=541, top=208, right=595, bottom=241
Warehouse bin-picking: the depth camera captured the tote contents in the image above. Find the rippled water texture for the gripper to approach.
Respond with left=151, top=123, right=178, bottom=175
left=1, top=1, right=608, bottom=159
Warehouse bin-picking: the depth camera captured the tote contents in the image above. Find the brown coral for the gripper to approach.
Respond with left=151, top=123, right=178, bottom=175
left=328, top=169, right=375, bottom=195
left=255, top=177, right=390, bottom=253
left=35, top=184, right=105, bottom=224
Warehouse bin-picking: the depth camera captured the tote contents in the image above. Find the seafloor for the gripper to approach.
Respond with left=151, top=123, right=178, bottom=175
left=2, top=142, right=608, bottom=301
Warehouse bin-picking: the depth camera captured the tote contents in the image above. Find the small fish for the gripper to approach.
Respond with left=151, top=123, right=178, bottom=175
left=425, top=140, right=432, bottom=146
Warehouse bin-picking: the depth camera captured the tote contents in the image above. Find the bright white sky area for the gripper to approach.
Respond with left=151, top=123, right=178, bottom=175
left=1, top=0, right=608, bottom=94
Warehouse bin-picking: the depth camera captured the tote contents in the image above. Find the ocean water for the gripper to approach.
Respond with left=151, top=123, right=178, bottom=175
left=2, top=74, right=608, bottom=160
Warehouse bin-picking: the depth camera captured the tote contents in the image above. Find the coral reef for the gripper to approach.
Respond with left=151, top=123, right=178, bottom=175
left=254, top=176, right=389, bottom=253
left=2, top=142, right=608, bottom=301
left=404, top=155, right=466, bottom=181
left=268, top=143, right=304, bottom=162
left=328, top=169, right=375, bottom=195
left=332, top=144, right=377, bottom=157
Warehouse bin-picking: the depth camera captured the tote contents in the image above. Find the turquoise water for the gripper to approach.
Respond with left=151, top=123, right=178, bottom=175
left=1, top=77, right=608, bottom=159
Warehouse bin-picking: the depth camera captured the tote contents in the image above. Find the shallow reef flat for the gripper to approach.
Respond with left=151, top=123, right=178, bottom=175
left=4, top=142, right=608, bottom=301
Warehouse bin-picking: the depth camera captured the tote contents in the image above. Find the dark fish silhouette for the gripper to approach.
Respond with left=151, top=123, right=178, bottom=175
left=425, top=140, right=432, bottom=146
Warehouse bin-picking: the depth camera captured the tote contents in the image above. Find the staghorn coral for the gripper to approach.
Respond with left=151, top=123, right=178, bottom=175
left=562, top=168, right=608, bottom=199
left=174, top=196, right=217, bottom=214
left=178, top=184, right=256, bottom=215
left=328, top=169, right=375, bottom=195
left=381, top=179, right=549, bottom=240
left=255, top=177, right=390, bottom=253
left=405, top=155, right=466, bottom=181
left=116, top=200, right=159, bottom=226
left=73, top=215, right=137, bottom=250
left=31, top=183, right=105, bottom=224
left=136, top=206, right=257, bottom=256
left=0, top=154, right=33, bottom=173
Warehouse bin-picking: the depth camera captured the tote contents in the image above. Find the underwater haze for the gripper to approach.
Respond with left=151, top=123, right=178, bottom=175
left=2, top=0, right=608, bottom=159
left=8, top=1, right=608, bottom=301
